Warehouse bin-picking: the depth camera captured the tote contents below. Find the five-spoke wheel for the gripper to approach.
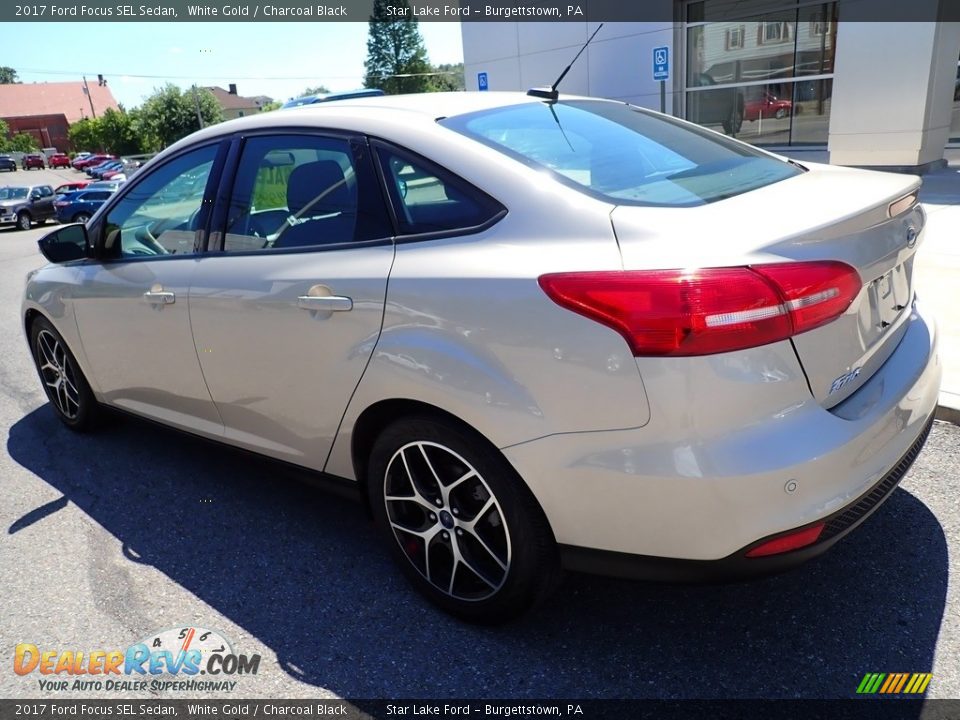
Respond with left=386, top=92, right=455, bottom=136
left=369, top=416, right=559, bottom=623
left=30, top=317, right=100, bottom=431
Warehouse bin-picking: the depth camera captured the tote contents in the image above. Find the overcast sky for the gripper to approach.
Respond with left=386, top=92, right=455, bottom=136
left=6, top=22, right=464, bottom=107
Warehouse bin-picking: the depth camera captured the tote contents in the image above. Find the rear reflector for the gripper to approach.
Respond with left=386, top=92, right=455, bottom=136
left=538, top=261, right=861, bottom=356
left=745, top=522, right=825, bottom=558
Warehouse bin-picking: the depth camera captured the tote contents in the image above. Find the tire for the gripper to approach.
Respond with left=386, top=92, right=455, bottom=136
left=30, top=316, right=101, bottom=432
left=775, top=107, right=787, bottom=119
left=722, top=103, right=744, bottom=136
left=367, top=415, right=561, bottom=624
left=73, top=212, right=91, bottom=224
left=16, top=211, right=31, bottom=231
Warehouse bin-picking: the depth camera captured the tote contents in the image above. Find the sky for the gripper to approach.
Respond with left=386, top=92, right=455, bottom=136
left=6, top=22, right=464, bottom=108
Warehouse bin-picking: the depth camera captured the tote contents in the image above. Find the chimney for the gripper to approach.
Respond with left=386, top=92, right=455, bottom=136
left=228, top=83, right=237, bottom=95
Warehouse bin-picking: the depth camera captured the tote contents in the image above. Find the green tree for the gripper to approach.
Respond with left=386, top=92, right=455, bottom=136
left=301, top=85, right=330, bottom=96
left=8, top=133, right=39, bottom=152
left=0, top=119, right=10, bottom=151
left=428, top=63, right=465, bottom=92
left=0, top=67, right=19, bottom=84
left=98, top=108, right=143, bottom=155
left=137, top=84, right=223, bottom=151
left=68, top=117, right=103, bottom=153
left=363, top=0, right=432, bottom=94
left=260, top=100, right=283, bottom=112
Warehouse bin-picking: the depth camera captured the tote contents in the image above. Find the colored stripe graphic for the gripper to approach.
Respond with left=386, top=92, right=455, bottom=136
left=857, top=672, right=932, bottom=694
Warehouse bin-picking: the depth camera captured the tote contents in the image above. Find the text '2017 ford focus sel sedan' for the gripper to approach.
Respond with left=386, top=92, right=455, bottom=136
left=23, top=92, right=940, bottom=623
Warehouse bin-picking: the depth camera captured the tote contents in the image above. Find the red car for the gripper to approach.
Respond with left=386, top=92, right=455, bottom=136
left=22, top=154, right=46, bottom=170
left=54, top=181, right=89, bottom=196
left=72, top=154, right=113, bottom=171
left=48, top=153, right=71, bottom=169
left=744, top=92, right=793, bottom=121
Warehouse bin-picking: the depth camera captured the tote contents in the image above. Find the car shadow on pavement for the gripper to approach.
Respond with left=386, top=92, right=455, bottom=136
left=7, top=406, right=948, bottom=700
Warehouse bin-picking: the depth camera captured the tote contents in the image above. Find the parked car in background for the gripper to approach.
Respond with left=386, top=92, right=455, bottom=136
left=744, top=92, right=794, bottom=121
left=54, top=181, right=90, bottom=197
left=24, top=92, right=940, bottom=622
left=54, top=188, right=116, bottom=224
left=48, top=153, right=71, bottom=169
left=0, top=184, right=56, bottom=230
left=22, top=154, right=46, bottom=170
left=281, top=88, right=385, bottom=108
left=686, top=73, right=745, bottom=135
left=73, top=154, right=113, bottom=171
left=90, top=161, right=124, bottom=179
left=0, top=155, right=16, bottom=172
left=84, top=179, right=124, bottom=192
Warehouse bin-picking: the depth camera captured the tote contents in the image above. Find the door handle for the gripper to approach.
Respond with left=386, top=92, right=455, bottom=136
left=143, top=290, right=175, bottom=305
left=297, top=295, right=353, bottom=312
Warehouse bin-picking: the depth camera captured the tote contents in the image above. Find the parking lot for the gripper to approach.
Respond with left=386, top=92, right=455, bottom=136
left=1, top=188, right=960, bottom=701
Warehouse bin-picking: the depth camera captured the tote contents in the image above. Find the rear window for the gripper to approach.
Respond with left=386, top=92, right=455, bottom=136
left=439, top=100, right=802, bottom=207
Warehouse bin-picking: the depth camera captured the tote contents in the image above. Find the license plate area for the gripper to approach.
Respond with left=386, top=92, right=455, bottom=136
left=867, top=264, right=910, bottom=335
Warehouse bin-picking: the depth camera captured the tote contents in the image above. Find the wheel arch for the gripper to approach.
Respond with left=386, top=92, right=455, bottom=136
left=348, top=398, right=545, bottom=525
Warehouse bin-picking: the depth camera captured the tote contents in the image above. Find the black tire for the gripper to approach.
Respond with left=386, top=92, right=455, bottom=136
left=16, top=211, right=31, bottom=231
left=73, top=212, right=91, bottom=224
left=722, top=103, right=744, bottom=136
left=775, top=107, right=787, bottom=119
left=30, top=316, right=101, bottom=432
left=368, top=415, right=561, bottom=624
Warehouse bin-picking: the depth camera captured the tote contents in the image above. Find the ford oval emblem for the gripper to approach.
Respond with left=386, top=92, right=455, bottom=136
left=906, top=226, right=918, bottom=248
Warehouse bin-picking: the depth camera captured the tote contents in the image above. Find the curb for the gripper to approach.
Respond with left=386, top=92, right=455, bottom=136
left=936, top=404, right=960, bottom=426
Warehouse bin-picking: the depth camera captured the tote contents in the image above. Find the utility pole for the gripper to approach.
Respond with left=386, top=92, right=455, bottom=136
left=81, top=76, right=97, bottom=118
left=191, top=85, right=205, bottom=130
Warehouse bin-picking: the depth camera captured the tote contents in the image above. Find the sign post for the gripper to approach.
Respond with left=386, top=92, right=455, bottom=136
left=653, top=46, right=669, bottom=114
left=478, top=72, right=489, bottom=92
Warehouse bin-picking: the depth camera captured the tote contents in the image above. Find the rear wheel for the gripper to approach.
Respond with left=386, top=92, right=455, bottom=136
left=16, top=211, right=31, bottom=231
left=368, top=415, right=560, bottom=624
left=73, top=212, right=91, bottom=224
left=775, top=107, right=787, bottom=119
left=30, top=316, right=101, bottom=432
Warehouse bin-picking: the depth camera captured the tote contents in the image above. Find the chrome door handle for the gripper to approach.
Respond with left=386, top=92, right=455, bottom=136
left=143, top=290, right=175, bottom=305
left=297, top=295, right=353, bottom=312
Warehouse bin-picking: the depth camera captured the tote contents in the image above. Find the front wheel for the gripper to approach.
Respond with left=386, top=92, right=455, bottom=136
left=73, top=212, right=91, bottom=224
left=368, top=416, right=560, bottom=624
left=30, top=317, right=101, bottom=432
left=16, top=211, right=31, bottom=231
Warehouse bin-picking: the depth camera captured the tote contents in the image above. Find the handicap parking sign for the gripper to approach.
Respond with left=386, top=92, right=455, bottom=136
left=653, top=46, right=669, bottom=81
left=478, top=72, right=489, bottom=91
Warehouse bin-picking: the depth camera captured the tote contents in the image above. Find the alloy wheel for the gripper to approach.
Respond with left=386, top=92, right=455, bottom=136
left=383, top=441, right=512, bottom=602
left=36, top=329, right=81, bottom=420
left=17, top=212, right=31, bottom=231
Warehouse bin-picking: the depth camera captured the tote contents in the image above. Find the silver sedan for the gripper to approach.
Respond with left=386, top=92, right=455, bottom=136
left=22, top=92, right=940, bottom=622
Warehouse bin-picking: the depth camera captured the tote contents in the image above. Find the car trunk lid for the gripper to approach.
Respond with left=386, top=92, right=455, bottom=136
left=609, top=162, right=923, bottom=407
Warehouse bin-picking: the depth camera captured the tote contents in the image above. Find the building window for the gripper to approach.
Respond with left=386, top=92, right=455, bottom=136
left=759, top=21, right=791, bottom=45
left=685, top=1, right=836, bottom=146
left=725, top=25, right=745, bottom=50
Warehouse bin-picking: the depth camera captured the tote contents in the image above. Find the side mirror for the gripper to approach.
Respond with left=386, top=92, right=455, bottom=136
left=37, top=224, right=91, bottom=264
left=30, top=192, right=41, bottom=201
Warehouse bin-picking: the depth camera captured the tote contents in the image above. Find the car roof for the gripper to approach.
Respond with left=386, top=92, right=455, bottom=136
left=163, top=91, right=607, bottom=156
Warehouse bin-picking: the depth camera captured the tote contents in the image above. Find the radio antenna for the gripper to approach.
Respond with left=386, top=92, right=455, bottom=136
left=527, top=23, right=604, bottom=101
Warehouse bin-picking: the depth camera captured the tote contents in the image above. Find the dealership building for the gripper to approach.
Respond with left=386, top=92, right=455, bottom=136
left=461, top=0, right=960, bottom=171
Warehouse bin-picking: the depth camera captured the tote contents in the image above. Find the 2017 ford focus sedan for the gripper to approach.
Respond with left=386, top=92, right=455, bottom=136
left=23, top=92, right=940, bottom=623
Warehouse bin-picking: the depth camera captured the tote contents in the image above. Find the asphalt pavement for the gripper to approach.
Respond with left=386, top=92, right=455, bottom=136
left=1, top=168, right=960, bottom=702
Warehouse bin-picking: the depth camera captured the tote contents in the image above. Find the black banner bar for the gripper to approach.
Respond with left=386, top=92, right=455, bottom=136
left=2, top=699, right=958, bottom=720
left=4, top=0, right=960, bottom=23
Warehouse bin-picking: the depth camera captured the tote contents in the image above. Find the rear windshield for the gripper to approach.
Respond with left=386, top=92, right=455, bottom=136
left=439, top=100, right=802, bottom=207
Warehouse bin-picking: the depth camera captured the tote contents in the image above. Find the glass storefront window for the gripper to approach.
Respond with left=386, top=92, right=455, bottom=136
left=950, top=54, right=960, bottom=143
left=685, top=1, right=836, bottom=145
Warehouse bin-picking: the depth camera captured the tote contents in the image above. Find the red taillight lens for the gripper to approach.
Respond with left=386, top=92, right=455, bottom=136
left=538, top=261, right=861, bottom=357
left=745, top=522, right=825, bottom=557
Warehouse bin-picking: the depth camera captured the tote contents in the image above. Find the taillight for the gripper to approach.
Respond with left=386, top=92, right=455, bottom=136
left=538, top=261, right=861, bottom=357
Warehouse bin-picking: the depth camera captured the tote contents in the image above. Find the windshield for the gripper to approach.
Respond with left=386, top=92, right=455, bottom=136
left=440, top=100, right=803, bottom=207
left=0, top=187, right=28, bottom=200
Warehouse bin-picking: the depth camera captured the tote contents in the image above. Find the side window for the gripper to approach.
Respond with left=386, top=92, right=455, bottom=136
left=102, top=144, right=218, bottom=259
left=39, top=186, right=54, bottom=198
left=223, top=135, right=390, bottom=253
left=375, top=147, right=503, bottom=236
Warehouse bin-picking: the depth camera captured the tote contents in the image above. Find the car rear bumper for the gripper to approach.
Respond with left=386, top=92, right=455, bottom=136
left=502, top=298, right=941, bottom=571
